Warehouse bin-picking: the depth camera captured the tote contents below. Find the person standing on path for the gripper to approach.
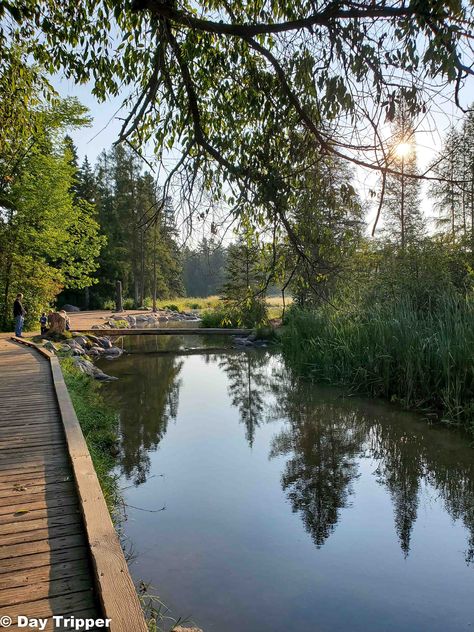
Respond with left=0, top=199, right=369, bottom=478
left=13, top=293, right=26, bottom=337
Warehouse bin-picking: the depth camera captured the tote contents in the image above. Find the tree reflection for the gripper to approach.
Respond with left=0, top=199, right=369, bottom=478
left=219, top=351, right=271, bottom=447
left=270, top=371, right=365, bottom=546
left=270, top=369, right=474, bottom=561
left=101, top=344, right=474, bottom=563
left=99, top=336, right=183, bottom=485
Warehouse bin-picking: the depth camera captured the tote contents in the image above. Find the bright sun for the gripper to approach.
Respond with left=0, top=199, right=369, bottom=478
left=395, top=142, right=412, bottom=158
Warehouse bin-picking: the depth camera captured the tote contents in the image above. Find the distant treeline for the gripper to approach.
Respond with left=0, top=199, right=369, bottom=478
left=59, top=146, right=230, bottom=308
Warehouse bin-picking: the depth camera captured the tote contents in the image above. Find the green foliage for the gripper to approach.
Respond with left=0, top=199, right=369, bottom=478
left=60, top=357, right=120, bottom=509
left=200, top=308, right=237, bottom=328
left=430, top=108, right=474, bottom=251
left=46, top=330, right=73, bottom=342
left=81, top=145, right=184, bottom=309
left=123, top=298, right=135, bottom=310
left=282, top=296, right=474, bottom=434
left=219, top=236, right=268, bottom=327
left=278, top=145, right=364, bottom=307
left=0, top=94, right=104, bottom=331
left=282, top=238, right=474, bottom=433
left=162, top=304, right=181, bottom=313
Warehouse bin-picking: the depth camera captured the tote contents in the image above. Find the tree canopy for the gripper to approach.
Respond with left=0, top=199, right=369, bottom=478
left=2, top=1, right=473, bottom=264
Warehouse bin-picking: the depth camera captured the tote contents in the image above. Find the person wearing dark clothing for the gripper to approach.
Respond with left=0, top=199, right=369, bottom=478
left=40, top=312, right=48, bottom=335
left=13, top=293, right=26, bottom=337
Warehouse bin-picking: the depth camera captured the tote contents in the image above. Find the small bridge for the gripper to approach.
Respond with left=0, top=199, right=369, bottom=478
left=0, top=337, right=147, bottom=632
left=73, top=327, right=253, bottom=336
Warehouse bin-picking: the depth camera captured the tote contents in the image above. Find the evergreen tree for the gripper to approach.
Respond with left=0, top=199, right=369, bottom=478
left=283, top=145, right=364, bottom=307
left=430, top=127, right=464, bottom=241
left=89, top=146, right=184, bottom=307
left=460, top=110, right=474, bottom=254
left=183, top=238, right=227, bottom=297
left=220, top=235, right=268, bottom=326
left=382, top=108, right=424, bottom=249
left=77, top=157, right=97, bottom=204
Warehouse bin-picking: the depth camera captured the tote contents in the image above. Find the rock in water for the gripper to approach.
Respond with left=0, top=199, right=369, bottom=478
left=104, top=346, right=122, bottom=357
left=72, top=357, right=117, bottom=381
left=97, top=337, right=113, bottom=349
left=72, top=336, right=89, bottom=348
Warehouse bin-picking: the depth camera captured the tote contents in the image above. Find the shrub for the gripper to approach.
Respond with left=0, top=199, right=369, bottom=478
left=123, top=298, right=135, bottom=310
left=162, top=303, right=181, bottom=313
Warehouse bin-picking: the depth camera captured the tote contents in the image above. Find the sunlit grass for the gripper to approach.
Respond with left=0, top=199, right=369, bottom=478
left=160, top=294, right=292, bottom=318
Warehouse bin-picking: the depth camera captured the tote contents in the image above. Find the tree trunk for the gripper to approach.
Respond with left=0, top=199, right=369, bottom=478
left=2, top=256, right=13, bottom=330
left=84, top=287, right=90, bottom=310
left=115, top=280, right=123, bottom=312
left=152, top=225, right=157, bottom=312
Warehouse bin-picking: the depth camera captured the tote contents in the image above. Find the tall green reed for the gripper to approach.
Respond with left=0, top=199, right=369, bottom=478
left=281, top=296, right=474, bottom=433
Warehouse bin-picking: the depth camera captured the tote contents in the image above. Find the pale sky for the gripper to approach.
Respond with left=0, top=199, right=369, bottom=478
left=54, top=69, right=474, bottom=239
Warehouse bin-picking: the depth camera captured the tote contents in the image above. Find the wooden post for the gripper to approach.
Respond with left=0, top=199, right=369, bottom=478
left=84, top=287, right=90, bottom=310
left=115, top=280, right=123, bottom=313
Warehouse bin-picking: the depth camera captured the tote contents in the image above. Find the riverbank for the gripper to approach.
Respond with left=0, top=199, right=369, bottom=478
left=281, top=300, right=474, bottom=435
left=60, top=356, right=121, bottom=510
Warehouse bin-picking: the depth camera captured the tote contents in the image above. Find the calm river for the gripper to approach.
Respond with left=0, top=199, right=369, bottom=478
left=97, top=335, right=474, bottom=632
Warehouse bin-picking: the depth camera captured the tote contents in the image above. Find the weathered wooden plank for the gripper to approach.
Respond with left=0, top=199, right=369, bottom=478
left=0, top=512, right=80, bottom=536
left=1, top=521, right=84, bottom=546
left=0, top=503, right=80, bottom=526
left=0, top=545, right=89, bottom=574
left=0, top=481, right=75, bottom=507
left=0, top=590, right=96, bottom=619
left=0, top=493, right=79, bottom=516
left=0, top=533, right=86, bottom=560
left=0, top=452, right=69, bottom=470
left=0, top=574, right=93, bottom=607
left=0, top=472, right=72, bottom=492
left=0, top=463, right=70, bottom=480
left=0, top=557, right=90, bottom=590
left=0, top=437, right=65, bottom=451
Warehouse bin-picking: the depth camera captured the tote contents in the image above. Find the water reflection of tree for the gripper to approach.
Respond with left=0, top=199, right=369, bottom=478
left=101, top=337, right=183, bottom=485
left=271, top=370, right=474, bottom=561
left=270, top=393, right=364, bottom=547
left=369, top=425, right=422, bottom=557
left=218, top=351, right=272, bottom=447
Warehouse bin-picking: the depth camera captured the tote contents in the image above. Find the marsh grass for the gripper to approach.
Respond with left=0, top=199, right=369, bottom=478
left=282, top=297, right=474, bottom=433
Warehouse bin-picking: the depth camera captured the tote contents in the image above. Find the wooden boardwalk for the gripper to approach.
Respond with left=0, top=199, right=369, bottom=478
left=0, top=338, right=147, bottom=631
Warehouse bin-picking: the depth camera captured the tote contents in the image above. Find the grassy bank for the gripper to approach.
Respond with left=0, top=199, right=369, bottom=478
left=281, top=298, right=474, bottom=434
left=60, top=356, right=120, bottom=510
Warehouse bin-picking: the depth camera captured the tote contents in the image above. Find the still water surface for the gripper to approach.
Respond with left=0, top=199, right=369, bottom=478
left=98, top=336, right=474, bottom=632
